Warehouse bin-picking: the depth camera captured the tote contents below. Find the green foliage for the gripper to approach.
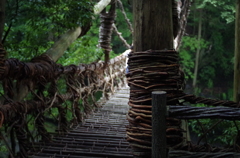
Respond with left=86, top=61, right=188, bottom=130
left=57, top=36, right=103, bottom=65
left=180, top=0, right=235, bottom=90
left=189, top=103, right=239, bottom=146
left=57, top=1, right=133, bottom=65
left=0, top=144, right=7, bottom=152
left=4, top=0, right=94, bottom=60
left=198, top=66, right=215, bottom=87
left=0, top=142, right=8, bottom=158
left=198, top=0, right=235, bottom=23
left=180, top=36, right=209, bottom=79
left=3, top=0, right=132, bottom=64
left=189, top=119, right=238, bottom=146
left=181, top=0, right=236, bottom=146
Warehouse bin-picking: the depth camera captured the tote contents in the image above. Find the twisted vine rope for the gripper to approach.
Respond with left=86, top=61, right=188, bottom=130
left=169, top=105, right=240, bottom=120
left=99, top=1, right=116, bottom=67
left=112, top=23, right=130, bottom=49
left=169, top=93, right=239, bottom=108
left=169, top=150, right=240, bottom=158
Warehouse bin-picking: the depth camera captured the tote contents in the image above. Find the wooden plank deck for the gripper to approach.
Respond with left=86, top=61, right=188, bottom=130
left=28, top=86, right=133, bottom=158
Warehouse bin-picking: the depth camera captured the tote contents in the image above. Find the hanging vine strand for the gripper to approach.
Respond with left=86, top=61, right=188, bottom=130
left=116, top=0, right=133, bottom=33
left=112, top=23, right=131, bottom=49
left=99, top=1, right=116, bottom=67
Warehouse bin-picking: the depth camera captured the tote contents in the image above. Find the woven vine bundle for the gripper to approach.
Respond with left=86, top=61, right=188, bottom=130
left=126, top=50, right=185, bottom=157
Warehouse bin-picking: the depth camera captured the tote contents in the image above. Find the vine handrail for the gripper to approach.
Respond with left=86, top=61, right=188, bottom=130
left=0, top=49, right=130, bottom=157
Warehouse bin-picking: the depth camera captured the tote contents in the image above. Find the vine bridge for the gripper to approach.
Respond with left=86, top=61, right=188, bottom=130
left=28, top=86, right=132, bottom=158
left=1, top=0, right=240, bottom=158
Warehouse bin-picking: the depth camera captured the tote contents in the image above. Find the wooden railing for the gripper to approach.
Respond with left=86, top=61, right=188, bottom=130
left=152, top=92, right=240, bottom=158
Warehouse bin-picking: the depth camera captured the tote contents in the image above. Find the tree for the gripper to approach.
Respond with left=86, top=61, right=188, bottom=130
left=234, top=0, right=240, bottom=102
left=133, top=0, right=173, bottom=51
left=180, top=0, right=235, bottom=96
left=180, top=0, right=237, bottom=146
left=128, top=0, right=190, bottom=156
left=192, top=8, right=202, bottom=88
left=3, top=0, right=94, bottom=59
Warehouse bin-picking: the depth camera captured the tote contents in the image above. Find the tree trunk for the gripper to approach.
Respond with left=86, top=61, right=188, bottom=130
left=133, top=0, right=174, bottom=52
left=193, top=9, right=202, bottom=88
left=234, top=0, right=240, bottom=102
left=130, top=1, right=192, bottom=154
left=192, top=2, right=197, bottom=35
left=0, top=0, right=6, bottom=42
left=46, top=27, right=82, bottom=62
left=94, top=0, right=111, bottom=15
left=129, top=0, right=186, bottom=156
left=46, top=0, right=111, bottom=62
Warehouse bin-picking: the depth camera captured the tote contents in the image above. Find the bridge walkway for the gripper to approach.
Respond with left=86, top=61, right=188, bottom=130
left=28, top=86, right=133, bottom=158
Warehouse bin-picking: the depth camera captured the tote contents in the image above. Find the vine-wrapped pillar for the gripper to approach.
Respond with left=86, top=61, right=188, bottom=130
left=99, top=1, right=116, bottom=67
left=126, top=0, right=185, bottom=157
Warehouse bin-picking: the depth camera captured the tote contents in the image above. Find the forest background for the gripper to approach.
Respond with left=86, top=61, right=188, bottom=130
left=0, top=0, right=238, bottom=153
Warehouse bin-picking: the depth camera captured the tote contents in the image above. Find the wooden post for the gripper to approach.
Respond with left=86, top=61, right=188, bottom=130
left=152, top=91, right=167, bottom=158
left=133, top=0, right=174, bottom=52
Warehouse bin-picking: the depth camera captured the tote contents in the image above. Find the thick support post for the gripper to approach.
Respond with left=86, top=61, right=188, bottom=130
left=133, top=0, right=173, bottom=51
left=152, top=91, right=167, bottom=158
